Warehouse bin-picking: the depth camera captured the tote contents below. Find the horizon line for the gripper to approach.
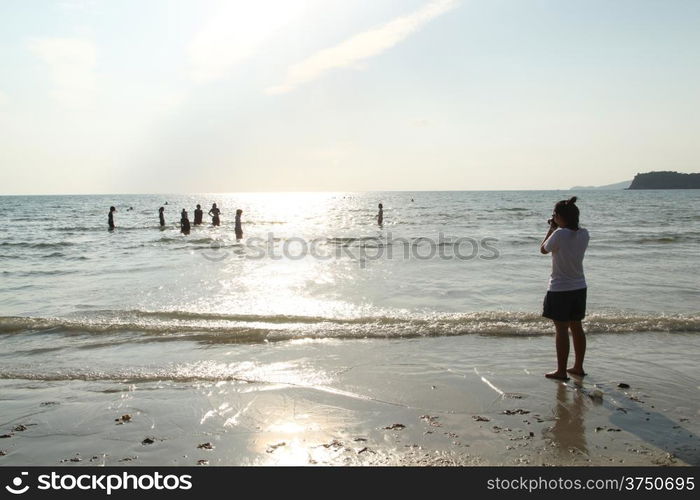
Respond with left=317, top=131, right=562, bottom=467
left=0, top=187, right=606, bottom=197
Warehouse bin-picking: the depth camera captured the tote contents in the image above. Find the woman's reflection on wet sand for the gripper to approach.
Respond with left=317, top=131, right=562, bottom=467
left=544, top=383, right=588, bottom=457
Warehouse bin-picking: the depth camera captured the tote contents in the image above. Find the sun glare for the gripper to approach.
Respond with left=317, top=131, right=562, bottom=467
left=189, top=0, right=308, bottom=83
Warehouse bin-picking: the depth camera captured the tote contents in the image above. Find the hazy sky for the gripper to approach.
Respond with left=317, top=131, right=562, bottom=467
left=1, top=0, right=699, bottom=194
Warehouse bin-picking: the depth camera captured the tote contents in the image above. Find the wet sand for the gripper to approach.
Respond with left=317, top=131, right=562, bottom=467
left=1, top=332, right=699, bottom=466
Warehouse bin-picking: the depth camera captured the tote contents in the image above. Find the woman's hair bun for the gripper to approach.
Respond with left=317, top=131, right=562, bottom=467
left=567, top=196, right=577, bottom=205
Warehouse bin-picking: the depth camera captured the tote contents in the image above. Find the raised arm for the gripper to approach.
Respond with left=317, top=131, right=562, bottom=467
left=540, top=224, right=557, bottom=254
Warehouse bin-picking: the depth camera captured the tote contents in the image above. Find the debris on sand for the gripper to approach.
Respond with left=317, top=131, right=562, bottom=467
left=473, top=416, right=490, bottom=422
left=141, top=437, right=155, bottom=445
left=0, top=450, right=6, bottom=456
left=118, top=456, right=137, bottom=462
left=60, top=454, right=82, bottom=463
left=502, top=409, right=530, bottom=416
left=322, top=440, right=343, bottom=449
left=588, top=389, right=604, bottom=400
left=197, top=442, right=214, bottom=450
left=266, top=442, right=286, bottom=453
left=383, top=423, right=406, bottom=430
left=618, top=383, right=630, bottom=389
left=115, top=414, right=132, bottom=424
left=12, top=425, right=29, bottom=432
left=0, top=434, right=12, bottom=439
left=197, top=459, right=209, bottom=465
left=420, top=415, right=441, bottom=427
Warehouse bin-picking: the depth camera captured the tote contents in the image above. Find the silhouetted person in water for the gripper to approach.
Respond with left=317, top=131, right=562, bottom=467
left=194, top=204, right=203, bottom=225
left=209, top=203, right=221, bottom=226
left=108, top=206, right=116, bottom=230
left=181, top=209, right=191, bottom=235
left=377, top=203, right=383, bottom=226
left=235, top=209, right=243, bottom=240
left=159, top=207, right=165, bottom=227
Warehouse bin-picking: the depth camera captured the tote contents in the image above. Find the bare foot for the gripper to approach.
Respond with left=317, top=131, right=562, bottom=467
left=567, top=368, right=586, bottom=377
left=545, top=371, right=569, bottom=380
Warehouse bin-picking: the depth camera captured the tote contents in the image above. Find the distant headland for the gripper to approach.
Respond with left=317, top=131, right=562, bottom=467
left=571, top=180, right=631, bottom=190
left=628, top=171, right=700, bottom=189
left=571, top=171, right=700, bottom=190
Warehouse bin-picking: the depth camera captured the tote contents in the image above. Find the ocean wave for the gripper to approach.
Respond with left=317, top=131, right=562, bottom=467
left=1, top=310, right=698, bottom=342
left=42, top=251, right=65, bottom=258
left=0, top=362, right=329, bottom=384
left=324, top=236, right=490, bottom=248
left=2, top=269, right=73, bottom=277
left=0, top=241, right=76, bottom=249
left=47, top=226, right=162, bottom=233
left=635, top=235, right=700, bottom=244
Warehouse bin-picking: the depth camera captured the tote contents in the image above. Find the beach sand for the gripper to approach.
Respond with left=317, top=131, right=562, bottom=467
left=1, top=332, right=698, bottom=466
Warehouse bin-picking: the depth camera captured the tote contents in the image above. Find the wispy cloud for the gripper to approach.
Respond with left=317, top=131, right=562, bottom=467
left=267, top=0, right=459, bottom=95
left=58, top=0, right=98, bottom=10
left=29, top=38, right=97, bottom=108
left=188, top=0, right=304, bottom=84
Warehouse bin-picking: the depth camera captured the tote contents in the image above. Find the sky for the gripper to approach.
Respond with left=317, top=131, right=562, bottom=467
left=1, top=0, right=699, bottom=194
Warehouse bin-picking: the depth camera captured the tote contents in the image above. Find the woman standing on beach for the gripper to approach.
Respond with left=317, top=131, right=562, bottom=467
left=209, top=203, right=221, bottom=226
left=540, top=197, right=589, bottom=380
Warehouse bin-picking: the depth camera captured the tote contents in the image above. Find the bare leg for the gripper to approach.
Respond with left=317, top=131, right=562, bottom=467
left=545, top=320, right=570, bottom=380
left=567, top=321, right=586, bottom=376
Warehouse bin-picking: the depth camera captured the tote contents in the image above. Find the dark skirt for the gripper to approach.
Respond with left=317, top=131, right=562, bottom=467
left=542, top=288, right=587, bottom=322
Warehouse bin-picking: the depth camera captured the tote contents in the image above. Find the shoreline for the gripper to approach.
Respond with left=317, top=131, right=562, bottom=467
left=1, top=332, right=698, bottom=466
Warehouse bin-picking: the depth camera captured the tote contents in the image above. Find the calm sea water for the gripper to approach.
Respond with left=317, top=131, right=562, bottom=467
left=1, top=190, right=699, bottom=380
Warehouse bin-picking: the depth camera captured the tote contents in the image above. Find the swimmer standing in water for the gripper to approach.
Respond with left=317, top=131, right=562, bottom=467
left=209, top=203, right=221, bottom=226
left=108, top=206, right=116, bottom=230
left=194, top=204, right=203, bottom=225
left=235, top=209, right=243, bottom=240
left=181, top=209, right=191, bottom=235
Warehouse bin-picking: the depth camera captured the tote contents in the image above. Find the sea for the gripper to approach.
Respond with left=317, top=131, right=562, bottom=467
left=1, top=190, right=699, bottom=383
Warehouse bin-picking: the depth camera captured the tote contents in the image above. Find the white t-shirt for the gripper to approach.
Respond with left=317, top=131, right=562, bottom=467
left=543, top=227, right=589, bottom=292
